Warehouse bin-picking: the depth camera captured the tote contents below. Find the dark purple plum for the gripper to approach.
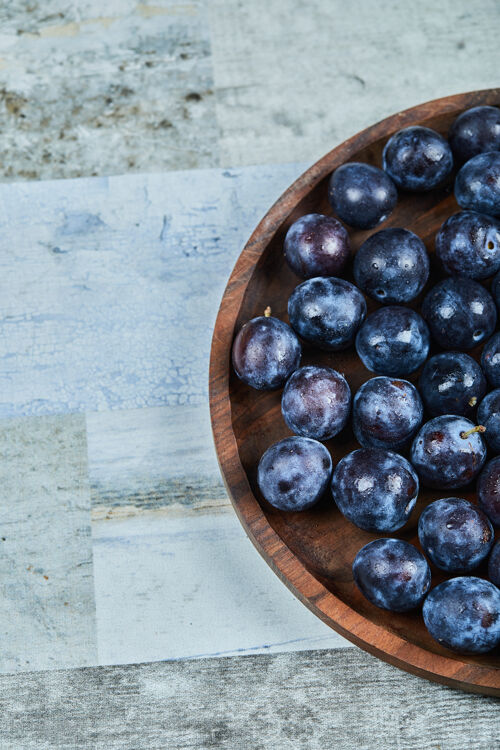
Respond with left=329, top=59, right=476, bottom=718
left=449, top=105, right=500, bottom=163
left=352, top=376, right=423, bottom=451
left=382, top=126, right=453, bottom=191
left=418, top=352, right=486, bottom=418
left=327, top=162, right=397, bottom=230
left=418, top=498, right=493, bottom=573
left=489, top=542, right=500, bottom=587
left=455, top=151, right=500, bottom=217
left=331, top=448, right=418, bottom=532
left=355, top=306, right=429, bottom=376
left=492, top=268, right=500, bottom=311
left=421, top=277, right=496, bottom=351
left=477, top=456, right=500, bottom=527
left=481, top=332, right=500, bottom=387
left=353, top=539, right=431, bottom=612
left=477, top=389, right=500, bottom=453
left=232, top=314, right=301, bottom=390
left=410, top=415, right=487, bottom=489
left=353, top=228, right=429, bottom=304
left=257, top=436, right=332, bottom=512
left=281, top=366, right=351, bottom=441
left=288, top=277, right=366, bottom=351
left=435, top=211, right=500, bottom=280
left=283, top=213, right=350, bottom=279
left=423, top=577, right=500, bottom=654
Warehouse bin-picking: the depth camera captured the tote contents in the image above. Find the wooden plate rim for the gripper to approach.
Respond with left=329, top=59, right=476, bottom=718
left=209, top=88, right=500, bottom=696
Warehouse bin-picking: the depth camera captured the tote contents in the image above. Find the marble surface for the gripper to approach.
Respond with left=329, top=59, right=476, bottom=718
left=0, top=413, right=96, bottom=673
left=0, top=1, right=217, bottom=179
left=0, top=1, right=498, bottom=180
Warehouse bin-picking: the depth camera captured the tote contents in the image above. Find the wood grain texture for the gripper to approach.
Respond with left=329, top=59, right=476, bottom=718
left=1, top=648, right=499, bottom=750
left=0, top=414, right=97, bottom=673
left=92, top=506, right=346, bottom=665
left=86, top=403, right=226, bottom=514
left=210, top=89, right=500, bottom=696
left=0, top=0, right=218, bottom=179
left=209, top=0, right=500, bottom=168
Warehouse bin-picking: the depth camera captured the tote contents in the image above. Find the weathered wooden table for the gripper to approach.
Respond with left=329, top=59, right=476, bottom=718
left=0, top=2, right=499, bottom=748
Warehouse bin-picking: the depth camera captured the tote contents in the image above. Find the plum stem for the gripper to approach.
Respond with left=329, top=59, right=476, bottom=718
left=264, top=306, right=272, bottom=317
left=460, top=425, right=486, bottom=439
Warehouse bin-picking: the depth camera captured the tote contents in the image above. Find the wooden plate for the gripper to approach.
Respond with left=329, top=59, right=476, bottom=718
left=209, top=89, right=500, bottom=696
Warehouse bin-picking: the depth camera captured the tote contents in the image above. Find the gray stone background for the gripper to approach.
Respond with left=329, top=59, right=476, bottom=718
left=0, top=2, right=499, bottom=749
left=0, top=0, right=497, bottom=181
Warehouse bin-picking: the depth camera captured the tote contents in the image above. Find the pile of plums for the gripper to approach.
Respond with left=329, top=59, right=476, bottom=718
left=231, top=105, right=500, bottom=655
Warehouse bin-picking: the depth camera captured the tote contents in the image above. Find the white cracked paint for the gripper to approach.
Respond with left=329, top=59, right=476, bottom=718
left=0, top=164, right=304, bottom=417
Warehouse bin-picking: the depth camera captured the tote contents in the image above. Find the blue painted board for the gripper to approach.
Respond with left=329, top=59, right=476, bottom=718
left=0, top=164, right=305, bottom=417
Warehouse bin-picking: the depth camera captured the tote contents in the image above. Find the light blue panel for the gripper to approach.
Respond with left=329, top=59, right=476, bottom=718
left=0, top=164, right=305, bottom=417
left=86, top=402, right=225, bottom=509
left=93, top=508, right=346, bottom=665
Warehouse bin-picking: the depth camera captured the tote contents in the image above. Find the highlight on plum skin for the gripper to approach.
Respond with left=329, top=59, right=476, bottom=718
left=352, top=376, right=423, bottom=451
left=331, top=448, right=419, bottom=533
left=477, top=456, right=500, bottom=528
left=410, top=415, right=487, bottom=490
left=489, top=542, right=500, bottom=588
left=421, top=277, right=497, bottom=351
left=448, top=105, right=500, bottom=164
left=418, top=352, right=486, bottom=419
left=423, top=577, right=500, bottom=654
left=477, top=389, right=500, bottom=453
left=455, top=151, right=500, bottom=217
left=283, top=213, right=350, bottom=279
left=288, top=276, right=366, bottom=351
left=353, top=538, right=431, bottom=612
left=382, top=126, right=453, bottom=192
left=418, top=498, right=494, bottom=573
left=355, top=306, right=430, bottom=377
left=435, top=210, right=500, bottom=280
left=231, top=312, right=301, bottom=390
left=481, top=332, right=500, bottom=388
left=281, top=365, right=351, bottom=441
left=257, top=436, right=332, bottom=512
left=353, top=227, right=429, bottom=304
left=328, top=162, right=397, bottom=230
